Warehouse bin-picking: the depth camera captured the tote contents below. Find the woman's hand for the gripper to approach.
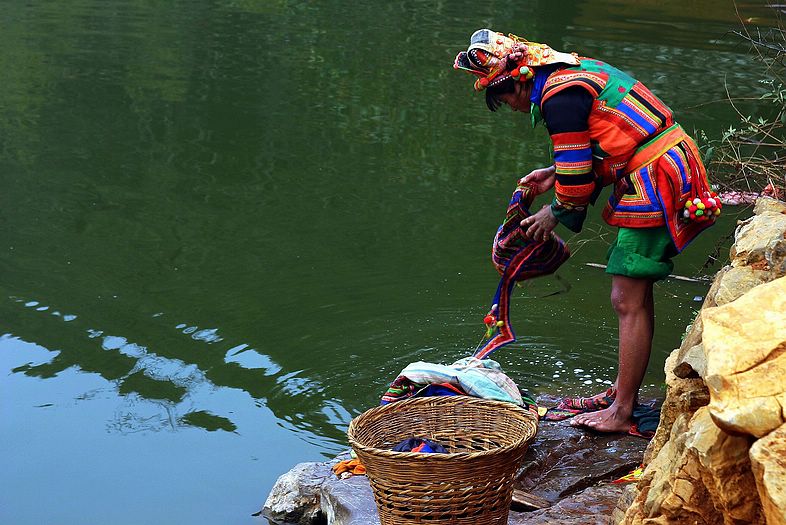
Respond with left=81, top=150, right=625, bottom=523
left=520, top=205, right=559, bottom=241
left=519, top=166, right=556, bottom=195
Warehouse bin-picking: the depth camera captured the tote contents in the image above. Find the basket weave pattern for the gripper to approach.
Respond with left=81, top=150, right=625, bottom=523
left=348, top=396, right=538, bottom=525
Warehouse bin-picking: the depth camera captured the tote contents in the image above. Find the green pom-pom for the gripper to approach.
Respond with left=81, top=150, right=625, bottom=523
left=695, top=209, right=704, bottom=217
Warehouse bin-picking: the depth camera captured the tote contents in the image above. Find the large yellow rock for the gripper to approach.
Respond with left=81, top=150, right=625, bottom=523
left=647, top=349, right=709, bottom=463
left=750, top=424, right=786, bottom=525
left=620, top=408, right=763, bottom=524
left=702, top=276, right=786, bottom=438
left=753, top=197, right=786, bottom=215
left=731, top=212, right=786, bottom=267
left=712, top=266, right=774, bottom=306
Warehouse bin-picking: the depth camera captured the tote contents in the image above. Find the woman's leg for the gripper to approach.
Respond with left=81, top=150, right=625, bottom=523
left=571, top=275, right=654, bottom=432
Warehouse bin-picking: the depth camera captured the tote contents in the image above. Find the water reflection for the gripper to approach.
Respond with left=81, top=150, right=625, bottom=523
left=6, top=295, right=353, bottom=445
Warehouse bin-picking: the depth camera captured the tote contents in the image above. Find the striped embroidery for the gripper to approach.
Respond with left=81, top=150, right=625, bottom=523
left=596, top=103, right=652, bottom=138
left=543, top=71, right=607, bottom=100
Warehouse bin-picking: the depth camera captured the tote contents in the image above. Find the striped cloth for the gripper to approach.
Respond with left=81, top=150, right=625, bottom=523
left=474, top=183, right=571, bottom=359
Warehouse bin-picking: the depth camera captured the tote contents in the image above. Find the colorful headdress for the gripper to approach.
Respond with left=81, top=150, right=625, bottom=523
left=453, top=28, right=580, bottom=91
left=474, top=183, right=570, bottom=360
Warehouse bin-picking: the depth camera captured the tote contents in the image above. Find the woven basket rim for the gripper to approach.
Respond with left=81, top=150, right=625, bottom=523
left=347, top=396, right=538, bottom=462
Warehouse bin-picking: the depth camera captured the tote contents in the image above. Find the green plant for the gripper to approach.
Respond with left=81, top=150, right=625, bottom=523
left=699, top=6, right=786, bottom=195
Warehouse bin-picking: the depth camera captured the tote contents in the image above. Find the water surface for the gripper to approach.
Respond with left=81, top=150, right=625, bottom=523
left=0, top=1, right=774, bottom=523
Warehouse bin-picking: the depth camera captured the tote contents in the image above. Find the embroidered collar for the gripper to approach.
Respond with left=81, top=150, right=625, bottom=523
left=530, top=64, right=560, bottom=128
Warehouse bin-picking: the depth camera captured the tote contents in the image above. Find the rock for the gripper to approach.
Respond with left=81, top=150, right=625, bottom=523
left=262, top=462, right=331, bottom=524
left=686, top=409, right=762, bottom=523
left=647, top=349, right=709, bottom=463
left=701, top=265, right=731, bottom=310
left=515, top=420, right=648, bottom=502
left=702, top=276, right=786, bottom=438
left=731, top=212, right=786, bottom=267
left=753, top=197, right=786, bottom=215
left=620, top=408, right=763, bottom=525
left=675, top=265, right=778, bottom=380
left=674, top=342, right=706, bottom=379
left=750, top=424, right=786, bottom=525
left=320, top=472, right=379, bottom=525
left=766, top=238, right=786, bottom=277
left=311, top=458, right=633, bottom=525
left=509, top=483, right=626, bottom=524
left=712, top=265, right=774, bottom=306
left=615, top=197, right=786, bottom=525
left=511, top=489, right=550, bottom=511
left=610, top=485, right=637, bottom=525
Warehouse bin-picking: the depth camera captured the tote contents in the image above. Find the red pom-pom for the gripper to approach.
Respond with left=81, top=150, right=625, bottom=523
left=511, top=68, right=520, bottom=78
left=479, top=78, right=490, bottom=87
left=689, top=205, right=698, bottom=213
left=483, top=315, right=494, bottom=324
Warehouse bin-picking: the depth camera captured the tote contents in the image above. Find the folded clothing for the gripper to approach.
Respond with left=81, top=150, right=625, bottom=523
left=380, top=357, right=526, bottom=406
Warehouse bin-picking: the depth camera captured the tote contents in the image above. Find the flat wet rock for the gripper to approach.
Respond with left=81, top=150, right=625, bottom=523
left=262, top=420, right=648, bottom=525
left=515, top=420, right=647, bottom=502
left=509, top=483, right=626, bottom=525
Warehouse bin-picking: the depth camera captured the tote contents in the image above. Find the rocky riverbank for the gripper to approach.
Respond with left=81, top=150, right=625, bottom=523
left=262, top=197, right=786, bottom=525
left=614, top=197, right=786, bottom=524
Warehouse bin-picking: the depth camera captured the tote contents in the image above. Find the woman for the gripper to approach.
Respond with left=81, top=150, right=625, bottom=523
left=454, top=29, right=717, bottom=433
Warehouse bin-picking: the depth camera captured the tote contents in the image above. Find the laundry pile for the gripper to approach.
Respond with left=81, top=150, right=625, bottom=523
left=380, top=357, right=537, bottom=418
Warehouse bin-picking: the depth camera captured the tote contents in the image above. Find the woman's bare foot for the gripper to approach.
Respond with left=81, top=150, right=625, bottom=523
left=569, top=403, right=633, bottom=433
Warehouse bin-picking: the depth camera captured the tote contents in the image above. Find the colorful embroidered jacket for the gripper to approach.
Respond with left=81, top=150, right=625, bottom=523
left=533, top=58, right=712, bottom=251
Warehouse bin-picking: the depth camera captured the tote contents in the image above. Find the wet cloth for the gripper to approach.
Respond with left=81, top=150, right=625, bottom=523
left=473, top=183, right=570, bottom=360
left=630, top=404, right=660, bottom=438
left=606, top=227, right=678, bottom=281
left=380, top=357, right=525, bottom=406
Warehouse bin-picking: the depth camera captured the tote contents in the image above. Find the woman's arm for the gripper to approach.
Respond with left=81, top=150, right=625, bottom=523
left=541, top=86, right=595, bottom=233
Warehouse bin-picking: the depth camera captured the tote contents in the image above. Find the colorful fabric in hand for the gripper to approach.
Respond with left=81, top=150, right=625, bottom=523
left=380, top=357, right=525, bottom=406
left=392, top=438, right=448, bottom=454
left=474, top=183, right=571, bottom=360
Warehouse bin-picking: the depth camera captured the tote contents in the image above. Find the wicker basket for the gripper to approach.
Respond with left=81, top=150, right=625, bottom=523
left=347, top=396, right=538, bottom=525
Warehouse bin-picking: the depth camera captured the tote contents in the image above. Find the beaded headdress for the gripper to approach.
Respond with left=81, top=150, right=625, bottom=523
left=453, top=29, right=580, bottom=91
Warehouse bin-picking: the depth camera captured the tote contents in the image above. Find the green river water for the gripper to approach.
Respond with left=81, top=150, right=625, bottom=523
left=0, top=1, right=776, bottom=523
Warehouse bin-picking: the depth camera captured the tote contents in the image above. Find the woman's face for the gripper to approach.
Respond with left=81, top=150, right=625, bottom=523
left=498, top=81, right=532, bottom=113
